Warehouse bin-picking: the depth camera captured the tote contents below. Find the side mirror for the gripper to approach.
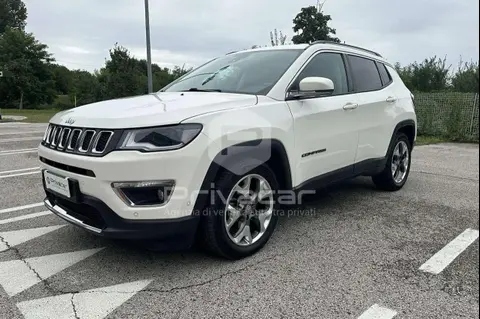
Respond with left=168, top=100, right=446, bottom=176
left=287, top=77, right=335, bottom=100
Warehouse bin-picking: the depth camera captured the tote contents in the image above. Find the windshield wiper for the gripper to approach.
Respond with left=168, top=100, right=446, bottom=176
left=181, top=88, right=222, bottom=92
left=201, top=65, right=230, bottom=86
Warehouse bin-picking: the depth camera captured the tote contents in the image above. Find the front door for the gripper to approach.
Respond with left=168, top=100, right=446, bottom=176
left=286, top=52, right=359, bottom=187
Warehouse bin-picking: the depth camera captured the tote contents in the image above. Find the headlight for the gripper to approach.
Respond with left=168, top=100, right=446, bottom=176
left=117, top=124, right=202, bottom=152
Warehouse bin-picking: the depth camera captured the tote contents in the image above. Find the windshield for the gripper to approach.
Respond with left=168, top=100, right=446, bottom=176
left=161, top=49, right=303, bottom=95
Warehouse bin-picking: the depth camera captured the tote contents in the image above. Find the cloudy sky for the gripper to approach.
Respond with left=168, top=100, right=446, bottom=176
left=24, top=0, right=479, bottom=72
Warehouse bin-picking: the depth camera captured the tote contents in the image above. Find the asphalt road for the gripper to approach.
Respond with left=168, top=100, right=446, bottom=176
left=0, top=122, right=478, bottom=319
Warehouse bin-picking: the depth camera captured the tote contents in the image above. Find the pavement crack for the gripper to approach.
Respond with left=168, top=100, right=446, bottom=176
left=412, top=170, right=479, bottom=182
left=0, top=234, right=62, bottom=295
left=71, top=293, right=80, bottom=319
left=143, top=253, right=285, bottom=294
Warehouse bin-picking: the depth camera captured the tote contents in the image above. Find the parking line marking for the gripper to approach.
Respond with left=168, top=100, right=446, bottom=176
left=0, top=225, right=65, bottom=252
left=0, top=148, right=37, bottom=154
left=358, top=304, right=398, bottom=319
left=0, top=171, right=40, bottom=179
left=0, top=150, right=38, bottom=156
left=0, top=202, right=44, bottom=215
left=0, top=122, right=28, bottom=125
left=419, top=228, right=479, bottom=275
left=0, top=137, right=42, bottom=143
left=0, top=211, right=51, bottom=225
left=0, top=167, right=40, bottom=175
left=0, top=131, right=45, bottom=136
left=17, top=279, right=152, bottom=319
left=0, top=248, right=104, bottom=296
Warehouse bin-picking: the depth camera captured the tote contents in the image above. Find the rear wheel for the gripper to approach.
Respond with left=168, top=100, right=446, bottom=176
left=199, top=164, right=279, bottom=259
left=372, top=133, right=412, bottom=191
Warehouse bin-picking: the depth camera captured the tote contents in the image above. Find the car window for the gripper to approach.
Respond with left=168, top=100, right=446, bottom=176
left=348, top=55, right=383, bottom=92
left=292, top=52, right=349, bottom=95
left=162, top=50, right=302, bottom=95
left=377, top=62, right=392, bottom=86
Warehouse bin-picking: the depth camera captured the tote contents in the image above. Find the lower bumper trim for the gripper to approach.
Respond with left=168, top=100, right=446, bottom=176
left=44, top=198, right=102, bottom=233
left=44, top=189, right=200, bottom=250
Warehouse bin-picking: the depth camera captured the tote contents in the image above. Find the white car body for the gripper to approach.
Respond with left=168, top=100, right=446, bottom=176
left=38, top=42, right=417, bottom=257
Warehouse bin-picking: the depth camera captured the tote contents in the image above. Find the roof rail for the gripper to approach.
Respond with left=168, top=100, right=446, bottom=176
left=309, top=41, right=383, bottom=58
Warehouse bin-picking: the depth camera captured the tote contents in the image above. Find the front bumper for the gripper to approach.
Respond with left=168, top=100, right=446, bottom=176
left=44, top=188, right=200, bottom=247
left=37, top=132, right=213, bottom=220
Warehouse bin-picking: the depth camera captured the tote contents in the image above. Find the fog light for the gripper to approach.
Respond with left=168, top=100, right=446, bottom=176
left=112, top=180, right=175, bottom=207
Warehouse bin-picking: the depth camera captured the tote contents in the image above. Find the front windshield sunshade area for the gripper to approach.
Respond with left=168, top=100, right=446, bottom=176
left=162, top=50, right=303, bottom=95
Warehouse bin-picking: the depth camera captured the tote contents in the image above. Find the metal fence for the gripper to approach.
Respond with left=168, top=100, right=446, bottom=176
left=414, top=92, right=479, bottom=142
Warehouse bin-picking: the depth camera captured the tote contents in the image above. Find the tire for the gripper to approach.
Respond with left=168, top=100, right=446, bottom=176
left=372, top=133, right=412, bottom=191
left=198, top=164, right=280, bottom=260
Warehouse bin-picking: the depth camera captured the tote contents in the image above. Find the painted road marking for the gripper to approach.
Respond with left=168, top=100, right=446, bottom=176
left=0, top=131, right=45, bottom=136
left=0, top=171, right=40, bottom=179
left=0, top=202, right=44, bottom=215
left=0, top=211, right=51, bottom=225
left=0, top=123, right=28, bottom=126
left=0, top=225, right=65, bottom=252
left=0, top=149, right=38, bottom=156
left=0, top=148, right=37, bottom=154
left=17, top=279, right=153, bottom=319
left=0, top=167, right=40, bottom=175
left=0, top=137, right=43, bottom=143
left=419, top=228, right=479, bottom=275
left=358, top=304, right=398, bottom=319
left=0, top=248, right=104, bottom=296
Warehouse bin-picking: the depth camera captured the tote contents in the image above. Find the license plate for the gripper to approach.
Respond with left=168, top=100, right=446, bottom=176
left=44, top=171, right=71, bottom=198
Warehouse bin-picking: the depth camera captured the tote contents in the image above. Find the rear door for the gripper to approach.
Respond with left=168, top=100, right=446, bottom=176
left=346, top=55, right=397, bottom=163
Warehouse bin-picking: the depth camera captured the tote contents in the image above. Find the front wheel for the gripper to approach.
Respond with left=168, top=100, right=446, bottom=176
left=372, top=133, right=412, bottom=191
left=198, top=165, right=280, bottom=259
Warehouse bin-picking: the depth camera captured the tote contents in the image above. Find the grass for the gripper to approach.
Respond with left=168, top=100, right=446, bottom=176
left=416, top=135, right=479, bottom=145
left=0, top=109, right=59, bottom=123
left=416, top=136, right=450, bottom=145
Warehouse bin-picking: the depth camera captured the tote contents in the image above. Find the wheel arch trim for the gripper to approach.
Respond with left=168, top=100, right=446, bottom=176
left=192, top=139, right=293, bottom=213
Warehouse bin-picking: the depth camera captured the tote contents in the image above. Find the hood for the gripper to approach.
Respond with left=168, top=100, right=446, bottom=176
left=50, top=92, right=258, bottom=128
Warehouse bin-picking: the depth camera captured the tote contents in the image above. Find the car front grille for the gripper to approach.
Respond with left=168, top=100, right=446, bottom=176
left=42, top=124, right=120, bottom=157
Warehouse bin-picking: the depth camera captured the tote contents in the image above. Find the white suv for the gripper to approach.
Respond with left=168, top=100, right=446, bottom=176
left=39, top=42, right=417, bottom=259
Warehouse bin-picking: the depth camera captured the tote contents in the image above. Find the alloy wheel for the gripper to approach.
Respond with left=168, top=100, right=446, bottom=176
left=224, top=174, right=274, bottom=246
left=391, top=141, right=410, bottom=184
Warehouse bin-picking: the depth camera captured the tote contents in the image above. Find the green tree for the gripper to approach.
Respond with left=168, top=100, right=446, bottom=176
left=291, top=6, right=340, bottom=44
left=171, top=64, right=191, bottom=80
left=97, top=44, right=147, bottom=99
left=0, top=28, right=56, bottom=108
left=96, top=43, right=188, bottom=99
left=50, top=64, right=73, bottom=95
left=395, top=56, right=451, bottom=92
left=0, top=0, right=27, bottom=33
left=70, top=70, right=102, bottom=107
left=452, top=61, right=479, bottom=93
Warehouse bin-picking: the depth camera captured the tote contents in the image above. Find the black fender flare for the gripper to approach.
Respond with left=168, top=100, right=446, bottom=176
left=192, top=139, right=292, bottom=213
left=386, top=119, right=416, bottom=155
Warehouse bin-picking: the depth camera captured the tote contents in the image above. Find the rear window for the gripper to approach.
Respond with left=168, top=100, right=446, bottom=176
left=348, top=55, right=383, bottom=92
left=377, top=62, right=392, bottom=86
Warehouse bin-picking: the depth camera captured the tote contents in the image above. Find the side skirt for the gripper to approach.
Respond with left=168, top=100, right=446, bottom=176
left=293, top=157, right=386, bottom=192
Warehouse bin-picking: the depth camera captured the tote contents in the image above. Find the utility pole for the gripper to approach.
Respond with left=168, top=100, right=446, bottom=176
left=144, top=0, right=153, bottom=93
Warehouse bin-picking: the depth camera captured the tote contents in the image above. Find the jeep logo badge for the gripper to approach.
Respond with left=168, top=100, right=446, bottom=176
left=65, top=118, right=75, bottom=125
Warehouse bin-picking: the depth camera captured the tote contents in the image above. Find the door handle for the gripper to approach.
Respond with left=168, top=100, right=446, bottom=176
left=386, top=96, right=397, bottom=103
left=343, top=103, right=358, bottom=110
